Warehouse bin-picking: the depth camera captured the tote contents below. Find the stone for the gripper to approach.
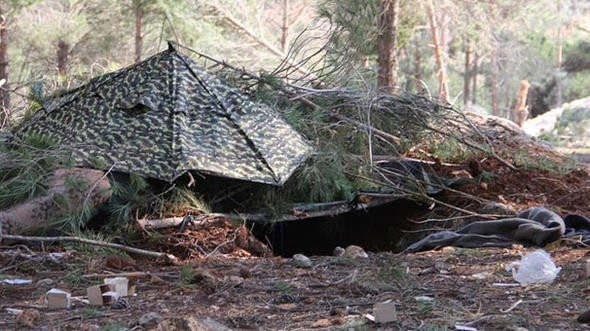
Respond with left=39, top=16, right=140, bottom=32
left=333, top=246, right=345, bottom=256
left=46, top=288, right=71, bottom=309
left=578, top=308, right=590, bottom=323
left=344, top=245, right=368, bottom=259
left=292, top=254, right=312, bottom=268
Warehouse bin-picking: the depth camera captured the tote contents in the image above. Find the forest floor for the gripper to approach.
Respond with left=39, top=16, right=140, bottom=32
left=2, top=118, right=590, bottom=330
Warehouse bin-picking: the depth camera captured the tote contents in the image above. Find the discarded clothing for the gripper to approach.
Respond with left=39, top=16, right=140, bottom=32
left=405, top=206, right=590, bottom=253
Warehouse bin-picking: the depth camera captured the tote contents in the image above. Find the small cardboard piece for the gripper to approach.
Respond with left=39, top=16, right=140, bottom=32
left=373, top=300, right=396, bottom=323
left=87, top=284, right=114, bottom=306
left=101, top=291, right=120, bottom=305
left=104, top=277, right=129, bottom=297
left=46, top=288, right=71, bottom=309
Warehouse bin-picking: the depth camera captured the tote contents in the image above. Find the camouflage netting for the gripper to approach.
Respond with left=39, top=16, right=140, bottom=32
left=14, top=43, right=312, bottom=185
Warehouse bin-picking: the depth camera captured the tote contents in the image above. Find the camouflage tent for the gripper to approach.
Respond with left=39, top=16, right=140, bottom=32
left=15, top=44, right=312, bottom=185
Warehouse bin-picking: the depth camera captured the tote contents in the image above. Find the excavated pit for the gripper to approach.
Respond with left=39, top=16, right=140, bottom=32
left=249, top=199, right=430, bottom=257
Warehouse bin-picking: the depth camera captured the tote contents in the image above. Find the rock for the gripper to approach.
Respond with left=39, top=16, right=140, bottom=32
left=344, top=245, right=368, bottom=259
left=138, top=311, right=163, bottom=328
left=292, top=254, right=312, bottom=268
left=333, top=246, right=345, bottom=256
left=578, top=308, right=590, bottom=323
left=16, top=309, right=41, bottom=328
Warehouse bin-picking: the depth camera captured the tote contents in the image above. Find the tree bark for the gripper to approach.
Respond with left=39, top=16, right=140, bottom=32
left=0, top=7, right=9, bottom=123
left=472, top=52, right=478, bottom=104
left=56, top=40, right=70, bottom=76
left=413, top=37, right=422, bottom=92
left=425, top=0, right=450, bottom=103
left=134, top=0, right=143, bottom=63
left=376, top=0, right=400, bottom=94
left=555, top=0, right=563, bottom=107
left=513, top=80, right=530, bottom=127
left=463, top=40, right=472, bottom=105
left=490, top=47, right=499, bottom=116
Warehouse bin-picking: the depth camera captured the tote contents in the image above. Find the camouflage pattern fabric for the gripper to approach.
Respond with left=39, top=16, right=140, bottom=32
left=15, top=44, right=312, bottom=185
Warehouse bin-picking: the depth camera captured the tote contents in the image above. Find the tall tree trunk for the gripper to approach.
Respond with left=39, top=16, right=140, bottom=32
left=555, top=0, right=563, bottom=107
left=472, top=52, right=478, bottom=104
left=376, top=0, right=400, bottom=94
left=280, top=0, right=289, bottom=52
left=425, top=0, right=449, bottom=103
left=56, top=40, right=70, bottom=76
left=414, top=37, right=422, bottom=92
left=490, top=47, right=499, bottom=116
left=0, top=7, right=9, bottom=123
left=134, top=1, right=143, bottom=63
left=463, top=40, right=472, bottom=105
left=513, top=80, right=530, bottom=127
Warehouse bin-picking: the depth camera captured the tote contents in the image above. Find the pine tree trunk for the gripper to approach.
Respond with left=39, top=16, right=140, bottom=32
left=0, top=8, right=9, bottom=123
left=56, top=40, right=70, bottom=76
left=414, top=37, right=422, bottom=91
left=490, top=47, right=499, bottom=116
left=472, top=52, right=478, bottom=104
left=377, top=0, right=400, bottom=94
left=513, top=80, right=530, bottom=126
left=463, top=40, right=472, bottom=105
left=425, top=0, right=450, bottom=103
left=134, top=1, right=143, bottom=63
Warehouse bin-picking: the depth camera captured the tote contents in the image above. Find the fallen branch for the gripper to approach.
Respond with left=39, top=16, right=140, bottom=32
left=136, top=213, right=228, bottom=230
left=82, top=271, right=178, bottom=279
left=0, top=234, right=179, bottom=264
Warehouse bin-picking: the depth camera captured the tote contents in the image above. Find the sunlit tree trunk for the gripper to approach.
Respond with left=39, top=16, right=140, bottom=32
left=134, top=0, right=143, bottom=63
left=376, top=0, right=399, bottom=93
left=555, top=0, right=563, bottom=107
left=463, top=39, right=472, bottom=105
left=513, top=80, right=530, bottom=126
left=472, top=52, right=478, bottom=104
left=425, top=0, right=449, bottom=103
left=490, top=46, right=499, bottom=116
left=414, top=37, right=422, bottom=91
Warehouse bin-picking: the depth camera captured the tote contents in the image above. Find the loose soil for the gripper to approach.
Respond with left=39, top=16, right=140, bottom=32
left=2, top=120, right=590, bottom=330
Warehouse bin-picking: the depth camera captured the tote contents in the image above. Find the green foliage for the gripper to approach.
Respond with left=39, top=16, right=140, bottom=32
left=178, top=263, right=196, bottom=288
left=0, top=134, right=61, bottom=209
left=564, top=72, right=590, bottom=101
left=427, top=138, right=474, bottom=163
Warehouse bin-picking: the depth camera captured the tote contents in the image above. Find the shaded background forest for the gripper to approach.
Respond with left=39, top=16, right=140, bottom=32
left=0, top=0, right=589, bottom=128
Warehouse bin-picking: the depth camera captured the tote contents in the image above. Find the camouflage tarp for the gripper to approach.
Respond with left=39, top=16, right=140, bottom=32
left=15, top=44, right=312, bottom=185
